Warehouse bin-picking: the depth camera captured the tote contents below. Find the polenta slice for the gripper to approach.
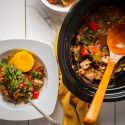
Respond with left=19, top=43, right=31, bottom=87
left=11, top=51, right=35, bottom=72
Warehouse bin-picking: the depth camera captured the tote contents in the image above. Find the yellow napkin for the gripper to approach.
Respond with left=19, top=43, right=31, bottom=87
left=54, top=31, right=99, bottom=125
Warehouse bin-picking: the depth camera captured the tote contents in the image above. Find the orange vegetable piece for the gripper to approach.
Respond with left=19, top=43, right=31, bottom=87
left=10, top=51, right=35, bottom=72
left=89, top=46, right=99, bottom=54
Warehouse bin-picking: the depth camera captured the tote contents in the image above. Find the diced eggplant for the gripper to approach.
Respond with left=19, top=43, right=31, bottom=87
left=73, top=45, right=81, bottom=62
left=78, top=68, right=85, bottom=75
left=84, top=70, right=96, bottom=81
left=95, top=71, right=103, bottom=80
left=13, top=93, right=23, bottom=100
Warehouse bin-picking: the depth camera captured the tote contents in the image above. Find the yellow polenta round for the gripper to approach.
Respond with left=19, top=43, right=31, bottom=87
left=11, top=51, right=35, bottom=72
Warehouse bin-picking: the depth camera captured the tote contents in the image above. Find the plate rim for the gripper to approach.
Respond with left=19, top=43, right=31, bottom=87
left=40, top=0, right=73, bottom=13
left=0, top=39, right=59, bottom=121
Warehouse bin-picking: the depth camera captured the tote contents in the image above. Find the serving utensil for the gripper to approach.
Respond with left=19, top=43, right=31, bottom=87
left=29, top=99, right=60, bottom=125
left=83, top=24, right=125, bottom=125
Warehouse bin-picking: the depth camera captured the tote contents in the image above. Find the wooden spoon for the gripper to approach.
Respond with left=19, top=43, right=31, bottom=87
left=83, top=24, right=125, bottom=125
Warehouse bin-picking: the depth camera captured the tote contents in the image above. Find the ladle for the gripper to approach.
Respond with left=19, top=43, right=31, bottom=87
left=83, top=24, right=125, bottom=125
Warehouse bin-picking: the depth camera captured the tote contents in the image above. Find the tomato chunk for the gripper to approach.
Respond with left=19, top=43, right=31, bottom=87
left=89, top=21, right=99, bottom=32
left=19, top=82, right=25, bottom=88
left=33, top=91, right=39, bottom=99
left=81, top=48, right=86, bottom=56
left=48, top=0, right=57, bottom=4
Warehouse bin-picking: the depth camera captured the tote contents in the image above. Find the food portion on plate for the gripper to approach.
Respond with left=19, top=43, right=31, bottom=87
left=0, top=50, right=45, bottom=104
left=70, top=6, right=125, bottom=83
left=48, top=0, right=75, bottom=6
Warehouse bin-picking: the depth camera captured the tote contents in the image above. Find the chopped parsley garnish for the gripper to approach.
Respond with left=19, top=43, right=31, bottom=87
left=31, top=71, right=40, bottom=78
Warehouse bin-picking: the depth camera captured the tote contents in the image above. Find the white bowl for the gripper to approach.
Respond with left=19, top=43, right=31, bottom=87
left=41, top=0, right=76, bottom=13
left=0, top=39, right=58, bottom=121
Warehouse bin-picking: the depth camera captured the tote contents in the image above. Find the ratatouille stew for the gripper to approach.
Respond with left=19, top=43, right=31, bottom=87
left=0, top=50, right=45, bottom=104
left=70, top=6, right=125, bottom=83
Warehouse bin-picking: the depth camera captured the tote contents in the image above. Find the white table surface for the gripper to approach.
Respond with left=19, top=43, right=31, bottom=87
left=0, top=0, right=124, bottom=125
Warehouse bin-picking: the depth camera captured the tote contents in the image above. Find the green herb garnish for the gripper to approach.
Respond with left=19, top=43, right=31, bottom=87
left=1, top=58, right=9, bottom=64
left=31, top=71, right=39, bottom=78
left=16, top=70, right=22, bottom=76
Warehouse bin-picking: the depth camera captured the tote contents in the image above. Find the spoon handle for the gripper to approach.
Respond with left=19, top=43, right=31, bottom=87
left=83, top=59, right=116, bottom=125
left=29, top=99, right=60, bottom=125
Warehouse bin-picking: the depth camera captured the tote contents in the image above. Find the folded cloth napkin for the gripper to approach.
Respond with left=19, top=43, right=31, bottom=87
left=54, top=31, right=99, bottom=125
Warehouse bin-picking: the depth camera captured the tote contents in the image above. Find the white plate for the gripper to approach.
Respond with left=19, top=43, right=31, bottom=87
left=41, top=0, right=76, bottom=13
left=0, top=39, right=58, bottom=121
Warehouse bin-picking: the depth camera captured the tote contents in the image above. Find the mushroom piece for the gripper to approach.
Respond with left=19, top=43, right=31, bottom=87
left=80, top=59, right=92, bottom=69
left=33, top=79, right=43, bottom=88
left=102, top=56, right=109, bottom=63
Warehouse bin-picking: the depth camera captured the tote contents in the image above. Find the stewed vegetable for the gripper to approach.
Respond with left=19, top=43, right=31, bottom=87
left=48, top=0, right=75, bottom=6
left=0, top=51, right=45, bottom=104
left=70, top=6, right=125, bottom=83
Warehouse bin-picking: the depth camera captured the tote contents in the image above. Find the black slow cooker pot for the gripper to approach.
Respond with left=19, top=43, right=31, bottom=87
left=58, top=0, right=125, bottom=102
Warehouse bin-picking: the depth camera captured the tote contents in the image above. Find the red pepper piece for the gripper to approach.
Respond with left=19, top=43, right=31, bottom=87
left=19, top=82, right=25, bottom=88
left=33, top=91, right=39, bottom=99
left=89, top=46, right=99, bottom=54
left=89, top=21, right=99, bottom=32
left=81, top=48, right=86, bottom=56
